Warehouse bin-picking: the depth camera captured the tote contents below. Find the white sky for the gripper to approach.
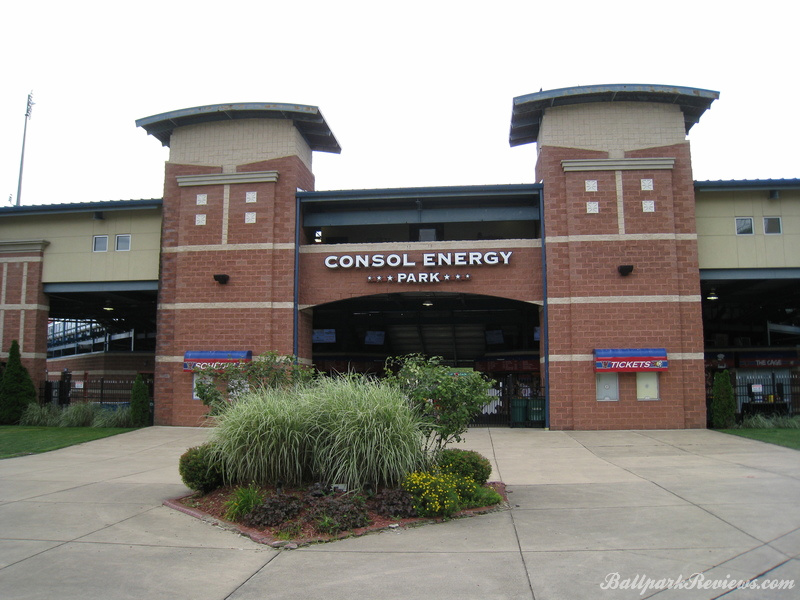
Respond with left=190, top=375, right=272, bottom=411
left=1, top=0, right=797, bottom=207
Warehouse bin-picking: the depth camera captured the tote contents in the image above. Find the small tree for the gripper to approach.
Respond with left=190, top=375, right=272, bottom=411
left=711, top=370, right=736, bottom=428
left=193, top=352, right=315, bottom=415
left=385, top=354, right=493, bottom=452
left=0, top=340, right=38, bottom=425
left=130, top=374, right=150, bottom=427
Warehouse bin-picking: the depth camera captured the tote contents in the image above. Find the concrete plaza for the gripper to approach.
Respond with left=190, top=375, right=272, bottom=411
left=0, top=427, right=798, bottom=599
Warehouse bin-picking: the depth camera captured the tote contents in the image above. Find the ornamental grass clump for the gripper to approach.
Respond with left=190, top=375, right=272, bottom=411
left=210, top=386, right=314, bottom=487
left=308, top=376, right=429, bottom=490
left=209, top=375, right=429, bottom=490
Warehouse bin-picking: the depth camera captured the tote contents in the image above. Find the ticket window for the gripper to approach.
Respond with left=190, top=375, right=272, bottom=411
left=636, top=372, right=660, bottom=401
left=596, top=372, right=619, bottom=401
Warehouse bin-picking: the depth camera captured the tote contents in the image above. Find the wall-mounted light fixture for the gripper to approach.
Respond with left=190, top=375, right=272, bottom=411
left=93, top=211, right=105, bottom=220
left=103, top=300, right=114, bottom=311
left=213, top=274, right=230, bottom=285
left=617, top=265, right=634, bottom=276
left=706, top=288, right=719, bottom=301
left=768, top=190, right=780, bottom=200
left=422, top=300, right=433, bottom=307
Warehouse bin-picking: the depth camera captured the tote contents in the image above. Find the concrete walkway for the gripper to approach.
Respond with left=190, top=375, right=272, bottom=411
left=0, top=427, right=798, bottom=599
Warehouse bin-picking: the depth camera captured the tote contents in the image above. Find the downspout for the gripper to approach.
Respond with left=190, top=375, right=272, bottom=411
left=539, top=187, right=551, bottom=429
left=293, top=196, right=300, bottom=359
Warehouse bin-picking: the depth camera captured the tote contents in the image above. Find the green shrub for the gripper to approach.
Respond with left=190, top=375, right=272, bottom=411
left=437, top=448, right=492, bottom=485
left=0, top=340, right=37, bottom=425
left=129, top=375, right=150, bottom=427
left=92, top=405, right=134, bottom=428
left=403, top=471, right=463, bottom=518
left=711, top=371, right=736, bottom=429
left=385, top=354, right=494, bottom=451
left=178, top=444, right=225, bottom=494
left=461, top=484, right=503, bottom=509
left=194, top=351, right=315, bottom=415
left=19, top=403, right=62, bottom=427
left=59, top=402, right=102, bottom=427
left=224, top=484, right=265, bottom=521
left=243, top=494, right=304, bottom=528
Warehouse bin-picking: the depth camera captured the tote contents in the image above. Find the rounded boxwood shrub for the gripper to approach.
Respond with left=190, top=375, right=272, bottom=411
left=437, top=449, right=492, bottom=485
left=179, top=443, right=224, bottom=494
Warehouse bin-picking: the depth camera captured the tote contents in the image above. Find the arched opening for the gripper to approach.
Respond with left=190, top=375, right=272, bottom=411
left=310, top=292, right=543, bottom=426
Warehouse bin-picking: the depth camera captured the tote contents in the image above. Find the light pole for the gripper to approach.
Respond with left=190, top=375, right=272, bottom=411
left=16, top=92, right=34, bottom=206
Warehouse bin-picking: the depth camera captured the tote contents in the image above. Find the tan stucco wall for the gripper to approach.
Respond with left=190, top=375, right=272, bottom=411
left=696, top=189, right=800, bottom=268
left=0, top=209, right=162, bottom=282
left=168, top=119, right=313, bottom=172
left=538, top=102, right=686, bottom=157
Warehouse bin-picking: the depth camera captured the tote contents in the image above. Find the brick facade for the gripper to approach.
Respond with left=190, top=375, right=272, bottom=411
left=0, top=242, right=49, bottom=381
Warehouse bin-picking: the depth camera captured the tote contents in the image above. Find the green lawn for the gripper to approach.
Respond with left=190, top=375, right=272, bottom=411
left=0, top=426, right=136, bottom=459
left=721, top=428, right=800, bottom=451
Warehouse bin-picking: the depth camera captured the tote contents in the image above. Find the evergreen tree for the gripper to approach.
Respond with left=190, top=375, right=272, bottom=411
left=711, top=370, right=736, bottom=429
left=0, top=340, right=38, bottom=425
left=130, top=374, right=151, bottom=427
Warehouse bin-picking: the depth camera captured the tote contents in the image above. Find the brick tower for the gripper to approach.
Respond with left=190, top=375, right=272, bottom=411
left=137, top=104, right=340, bottom=425
left=511, top=85, right=719, bottom=429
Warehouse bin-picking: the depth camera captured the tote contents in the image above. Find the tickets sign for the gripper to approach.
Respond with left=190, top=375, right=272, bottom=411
left=594, top=348, right=668, bottom=372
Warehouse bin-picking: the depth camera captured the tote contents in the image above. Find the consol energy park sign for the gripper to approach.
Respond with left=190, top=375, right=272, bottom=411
left=323, top=250, right=513, bottom=284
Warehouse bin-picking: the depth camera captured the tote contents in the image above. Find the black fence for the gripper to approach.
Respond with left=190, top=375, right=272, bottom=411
left=39, top=375, right=154, bottom=407
left=733, top=372, right=799, bottom=418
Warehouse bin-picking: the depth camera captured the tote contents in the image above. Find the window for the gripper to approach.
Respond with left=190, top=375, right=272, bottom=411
left=636, top=372, right=660, bottom=401
left=735, top=217, right=753, bottom=235
left=93, top=235, right=108, bottom=252
left=596, top=372, right=619, bottom=401
left=115, top=234, right=131, bottom=251
left=764, top=217, right=782, bottom=235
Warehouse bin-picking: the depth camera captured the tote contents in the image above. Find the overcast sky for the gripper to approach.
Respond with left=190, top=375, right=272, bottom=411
left=1, top=0, right=797, bottom=207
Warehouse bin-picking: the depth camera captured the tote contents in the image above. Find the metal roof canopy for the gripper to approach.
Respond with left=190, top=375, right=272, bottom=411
left=509, top=84, right=720, bottom=147
left=0, top=199, right=162, bottom=217
left=135, top=102, right=341, bottom=154
left=299, top=184, right=541, bottom=228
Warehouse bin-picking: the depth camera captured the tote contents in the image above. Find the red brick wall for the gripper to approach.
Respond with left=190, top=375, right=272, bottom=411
left=0, top=250, right=49, bottom=381
left=537, top=143, right=706, bottom=430
left=154, top=155, right=313, bottom=426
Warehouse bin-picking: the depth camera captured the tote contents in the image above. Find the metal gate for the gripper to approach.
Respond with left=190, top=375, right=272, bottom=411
left=470, top=373, right=545, bottom=427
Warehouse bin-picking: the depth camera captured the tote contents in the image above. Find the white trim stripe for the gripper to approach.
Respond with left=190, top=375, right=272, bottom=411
left=549, top=353, right=703, bottom=362
left=164, top=243, right=295, bottom=253
left=176, top=171, right=279, bottom=187
left=546, top=233, right=697, bottom=244
left=160, top=302, right=294, bottom=310
left=0, top=304, right=49, bottom=311
left=548, top=295, right=700, bottom=305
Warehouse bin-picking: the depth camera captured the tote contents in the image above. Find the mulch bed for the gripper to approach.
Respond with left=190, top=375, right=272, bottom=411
left=165, top=482, right=508, bottom=548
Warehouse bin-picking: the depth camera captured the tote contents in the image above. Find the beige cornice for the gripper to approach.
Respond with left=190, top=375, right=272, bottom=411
left=561, top=158, right=675, bottom=172
left=176, top=170, right=279, bottom=187
left=0, top=239, right=50, bottom=253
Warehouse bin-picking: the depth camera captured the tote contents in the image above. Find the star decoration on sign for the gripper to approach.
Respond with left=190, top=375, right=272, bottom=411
left=387, top=275, right=393, bottom=281
left=444, top=274, right=450, bottom=280
left=367, top=276, right=373, bottom=282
